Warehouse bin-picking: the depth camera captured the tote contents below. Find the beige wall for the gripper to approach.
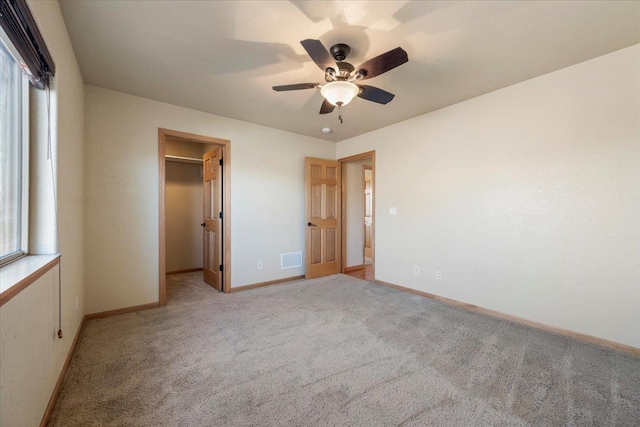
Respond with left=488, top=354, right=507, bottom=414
left=345, top=159, right=371, bottom=267
left=0, top=0, right=85, bottom=425
left=84, top=85, right=335, bottom=314
left=166, top=161, right=203, bottom=272
left=337, top=45, right=640, bottom=348
left=1, top=266, right=61, bottom=426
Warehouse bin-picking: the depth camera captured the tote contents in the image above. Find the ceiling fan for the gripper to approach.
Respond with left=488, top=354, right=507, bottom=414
left=273, top=39, right=409, bottom=123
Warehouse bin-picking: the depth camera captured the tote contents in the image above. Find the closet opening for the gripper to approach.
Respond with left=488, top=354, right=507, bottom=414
left=158, top=129, right=232, bottom=304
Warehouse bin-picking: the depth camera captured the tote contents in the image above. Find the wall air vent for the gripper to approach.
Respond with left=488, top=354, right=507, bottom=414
left=281, top=252, right=303, bottom=269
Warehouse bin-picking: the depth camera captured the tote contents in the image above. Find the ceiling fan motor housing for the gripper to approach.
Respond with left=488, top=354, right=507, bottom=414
left=325, top=61, right=354, bottom=81
left=336, top=61, right=354, bottom=78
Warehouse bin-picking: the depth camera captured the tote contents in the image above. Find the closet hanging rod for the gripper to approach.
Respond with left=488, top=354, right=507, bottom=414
left=165, top=154, right=203, bottom=164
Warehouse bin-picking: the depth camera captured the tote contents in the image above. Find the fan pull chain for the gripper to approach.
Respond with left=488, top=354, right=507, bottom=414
left=338, top=104, right=343, bottom=124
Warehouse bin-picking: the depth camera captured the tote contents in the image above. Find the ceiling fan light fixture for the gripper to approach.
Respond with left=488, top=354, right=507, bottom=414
left=320, top=81, right=359, bottom=106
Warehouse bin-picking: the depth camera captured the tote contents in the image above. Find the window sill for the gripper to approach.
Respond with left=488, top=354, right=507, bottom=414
left=0, top=254, right=60, bottom=307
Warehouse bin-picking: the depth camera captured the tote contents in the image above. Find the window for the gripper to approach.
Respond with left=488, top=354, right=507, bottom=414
left=0, top=33, right=29, bottom=265
left=0, top=0, right=54, bottom=268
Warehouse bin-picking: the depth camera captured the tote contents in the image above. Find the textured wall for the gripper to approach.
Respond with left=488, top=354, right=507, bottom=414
left=0, top=0, right=85, bottom=424
left=84, top=86, right=335, bottom=314
left=1, top=266, right=61, bottom=426
left=337, top=46, right=640, bottom=348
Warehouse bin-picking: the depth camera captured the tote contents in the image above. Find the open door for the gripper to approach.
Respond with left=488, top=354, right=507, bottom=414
left=203, top=148, right=223, bottom=291
left=363, top=165, right=373, bottom=263
left=305, top=157, right=341, bottom=279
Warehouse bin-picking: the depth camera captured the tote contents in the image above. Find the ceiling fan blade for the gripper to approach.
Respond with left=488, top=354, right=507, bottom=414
left=319, top=99, right=335, bottom=114
left=357, top=85, right=395, bottom=104
left=300, top=39, right=338, bottom=73
left=354, top=47, right=408, bottom=80
left=272, top=83, right=317, bottom=91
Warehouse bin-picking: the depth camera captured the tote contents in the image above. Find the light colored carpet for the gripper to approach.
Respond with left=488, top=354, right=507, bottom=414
left=49, top=273, right=639, bottom=426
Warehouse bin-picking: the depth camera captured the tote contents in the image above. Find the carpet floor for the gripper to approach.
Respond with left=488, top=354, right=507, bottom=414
left=49, top=273, right=639, bottom=426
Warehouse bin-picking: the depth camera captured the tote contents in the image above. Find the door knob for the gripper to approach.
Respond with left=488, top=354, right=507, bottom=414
left=201, top=223, right=205, bottom=227
left=307, top=222, right=317, bottom=227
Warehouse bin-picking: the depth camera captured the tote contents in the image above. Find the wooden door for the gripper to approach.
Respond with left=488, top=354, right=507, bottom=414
left=363, top=166, right=373, bottom=261
left=305, top=157, right=341, bottom=279
left=203, top=148, right=223, bottom=291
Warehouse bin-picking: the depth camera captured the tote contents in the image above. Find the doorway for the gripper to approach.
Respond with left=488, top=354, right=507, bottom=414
left=339, top=151, right=375, bottom=282
left=158, top=129, right=232, bottom=304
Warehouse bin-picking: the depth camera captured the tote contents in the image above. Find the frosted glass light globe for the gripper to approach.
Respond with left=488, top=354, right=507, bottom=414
left=320, top=81, right=359, bottom=106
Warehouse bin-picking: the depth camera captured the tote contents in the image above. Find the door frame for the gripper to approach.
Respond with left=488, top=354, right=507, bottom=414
left=158, top=128, right=232, bottom=303
left=339, top=150, right=375, bottom=280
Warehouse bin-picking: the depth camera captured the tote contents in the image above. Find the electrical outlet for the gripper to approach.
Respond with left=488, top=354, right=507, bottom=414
left=257, top=261, right=263, bottom=270
left=75, top=295, right=79, bottom=310
left=436, top=270, right=442, bottom=280
left=414, top=265, right=420, bottom=275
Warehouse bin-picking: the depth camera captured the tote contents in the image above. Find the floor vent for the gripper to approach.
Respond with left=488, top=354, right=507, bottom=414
left=281, top=252, right=303, bottom=269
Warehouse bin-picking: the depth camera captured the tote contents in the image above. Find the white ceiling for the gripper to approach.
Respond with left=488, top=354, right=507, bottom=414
left=59, top=1, right=639, bottom=142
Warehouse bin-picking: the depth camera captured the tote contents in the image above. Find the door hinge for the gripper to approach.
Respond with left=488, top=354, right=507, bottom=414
left=219, top=158, right=223, bottom=166
left=219, top=211, right=223, bottom=219
left=219, top=264, right=223, bottom=272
